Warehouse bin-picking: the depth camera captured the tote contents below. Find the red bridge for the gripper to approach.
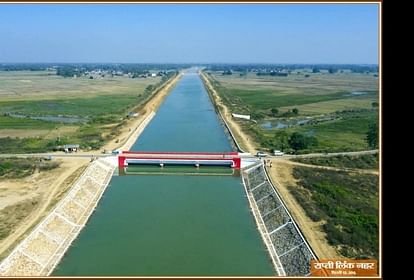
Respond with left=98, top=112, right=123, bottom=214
left=118, top=151, right=241, bottom=169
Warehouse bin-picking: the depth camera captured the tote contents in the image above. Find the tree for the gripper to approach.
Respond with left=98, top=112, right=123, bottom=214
left=271, top=108, right=279, bottom=117
left=292, top=108, right=299, bottom=115
left=371, top=102, right=379, bottom=108
left=288, top=132, right=307, bottom=151
left=366, top=121, right=378, bottom=149
left=251, top=111, right=265, bottom=120
left=288, top=132, right=318, bottom=151
left=274, top=130, right=289, bottom=151
left=56, top=66, right=79, bottom=78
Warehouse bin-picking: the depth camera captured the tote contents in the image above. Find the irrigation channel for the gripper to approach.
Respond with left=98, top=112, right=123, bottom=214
left=52, top=69, right=275, bottom=276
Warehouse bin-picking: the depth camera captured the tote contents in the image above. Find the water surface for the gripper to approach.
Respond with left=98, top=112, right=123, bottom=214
left=53, top=71, right=274, bottom=276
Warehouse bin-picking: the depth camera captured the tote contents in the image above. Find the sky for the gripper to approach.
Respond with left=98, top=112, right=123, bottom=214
left=0, top=4, right=379, bottom=64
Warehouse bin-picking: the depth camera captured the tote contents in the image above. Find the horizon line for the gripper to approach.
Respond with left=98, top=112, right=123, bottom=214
left=0, top=62, right=379, bottom=66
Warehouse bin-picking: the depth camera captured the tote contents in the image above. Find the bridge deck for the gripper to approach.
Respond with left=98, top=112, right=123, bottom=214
left=119, top=151, right=241, bottom=168
left=121, top=151, right=238, bottom=159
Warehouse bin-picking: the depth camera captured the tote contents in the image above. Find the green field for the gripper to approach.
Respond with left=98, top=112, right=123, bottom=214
left=292, top=153, right=379, bottom=170
left=0, top=70, right=161, bottom=116
left=290, top=166, right=379, bottom=259
left=0, top=116, right=57, bottom=130
left=0, top=70, right=172, bottom=153
left=0, top=95, right=143, bottom=117
left=212, top=72, right=377, bottom=114
left=281, top=98, right=377, bottom=115
left=0, top=157, right=60, bottom=179
left=206, top=71, right=379, bottom=152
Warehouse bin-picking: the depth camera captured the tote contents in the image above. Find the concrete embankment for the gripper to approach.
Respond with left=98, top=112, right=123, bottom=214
left=241, top=162, right=317, bottom=276
left=216, top=107, right=246, bottom=153
left=240, top=163, right=285, bottom=276
left=120, top=111, right=155, bottom=151
left=0, top=159, right=114, bottom=276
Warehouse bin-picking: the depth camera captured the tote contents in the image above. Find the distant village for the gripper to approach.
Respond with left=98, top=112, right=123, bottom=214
left=55, top=67, right=173, bottom=79
left=76, top=69, right=168, bottom=79
left=0, top=63, right=379, bottom=79
left=206, top=63, right=379, bottom=77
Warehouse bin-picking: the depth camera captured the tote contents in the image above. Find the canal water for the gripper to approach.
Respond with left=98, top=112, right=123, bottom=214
left=53, top=71, right=274, bottom=276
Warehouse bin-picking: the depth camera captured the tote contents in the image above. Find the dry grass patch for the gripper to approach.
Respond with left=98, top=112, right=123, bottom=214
left=0, top=198, right=40, bottom=241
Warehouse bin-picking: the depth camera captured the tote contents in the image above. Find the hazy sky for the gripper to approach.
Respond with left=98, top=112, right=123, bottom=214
left=0, top=4, right=379, bottom=64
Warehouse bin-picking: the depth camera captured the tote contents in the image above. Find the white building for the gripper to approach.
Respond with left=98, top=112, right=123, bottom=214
left=232, top=113, right=251, bottom=120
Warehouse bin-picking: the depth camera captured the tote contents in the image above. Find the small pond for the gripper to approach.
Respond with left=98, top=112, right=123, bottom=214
left=260, top=118, right=311, bottom=129
left=8, top=113, right=88, bottom=124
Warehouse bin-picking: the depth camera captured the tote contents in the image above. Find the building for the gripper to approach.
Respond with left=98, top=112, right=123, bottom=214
left=127, top=112, right=139, bottom=118
left=232, top=113, right=251, bottom=120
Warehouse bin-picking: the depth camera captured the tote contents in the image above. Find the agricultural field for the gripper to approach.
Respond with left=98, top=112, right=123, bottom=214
left=209, top=71, right=378, bottom=112
left=206, top=71, right=379, bottom=153
left=289, top=166, right=379, bottom=259
left=0, top=70, right=157, bottom=101
left=0, top=70, right=168, bottom=153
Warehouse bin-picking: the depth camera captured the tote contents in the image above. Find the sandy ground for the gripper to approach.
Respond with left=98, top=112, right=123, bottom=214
left=267, top=159, right=341, bottom=259
left=0, top=73, right=181, bottom=260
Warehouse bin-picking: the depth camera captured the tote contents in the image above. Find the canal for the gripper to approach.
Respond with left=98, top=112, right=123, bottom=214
left=53, top=70, right=274, bottom=276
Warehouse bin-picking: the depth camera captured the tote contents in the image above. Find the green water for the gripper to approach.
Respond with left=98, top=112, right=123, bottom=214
left=53, top=70, right=274, bottom=276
